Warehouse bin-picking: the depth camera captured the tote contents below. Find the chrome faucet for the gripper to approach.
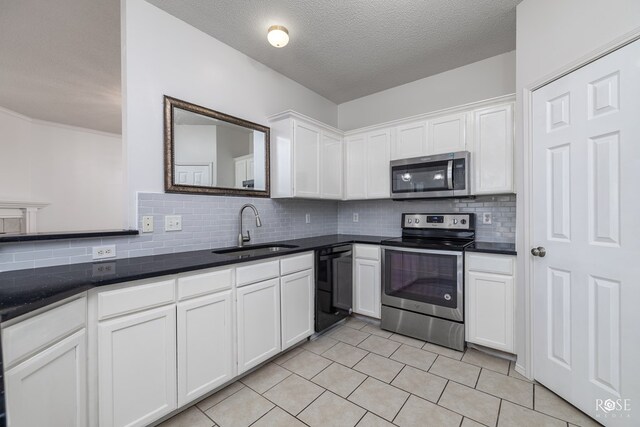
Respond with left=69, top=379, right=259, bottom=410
left=238, top=204, right=262, bottom=247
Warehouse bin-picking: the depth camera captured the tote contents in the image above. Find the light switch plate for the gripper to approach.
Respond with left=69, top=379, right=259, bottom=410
left=165, top=215, right=182, bottom=231
left=305, top=213, right=311, bottom=224
left=142, top=216, right=154, bottom=233
left=353, top=213, right=359, bottom=223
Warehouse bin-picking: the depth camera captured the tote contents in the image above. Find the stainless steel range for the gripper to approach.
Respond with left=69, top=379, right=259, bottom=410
left=380, top=213, right=475, bottom=351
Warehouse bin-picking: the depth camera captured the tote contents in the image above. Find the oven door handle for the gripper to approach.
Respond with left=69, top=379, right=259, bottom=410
left=446, top=160, right=454, bottom=190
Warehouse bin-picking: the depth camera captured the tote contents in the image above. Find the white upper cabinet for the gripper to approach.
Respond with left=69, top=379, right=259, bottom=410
left=344, top=133, right=367, bottom=199
left=428, top=112, right=468, bottom=154
left=472, top=103, right=514, bottom=194
left=271, top=95, right=515, bottom=200
left=293, top=120, right=321, bottom=198
left=366, top=129, right=391, bottom=199
left=321, top=131, right=344, bottom=199
left=269, top=112, right=343, bottom=200
left=345, top=130, right=391, bottom=200
left=392, top=121, right=427, bottom=160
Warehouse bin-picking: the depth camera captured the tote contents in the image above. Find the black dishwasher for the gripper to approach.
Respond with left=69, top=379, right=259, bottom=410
left=315, top=245, right=353, bottom=333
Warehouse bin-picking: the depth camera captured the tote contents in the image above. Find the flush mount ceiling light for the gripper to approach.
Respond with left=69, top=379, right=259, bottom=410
left=267, top=25, right=289, bottom=48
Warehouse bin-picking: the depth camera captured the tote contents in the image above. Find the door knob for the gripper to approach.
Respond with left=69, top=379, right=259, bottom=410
left=531, top=246, right=547, bottom=257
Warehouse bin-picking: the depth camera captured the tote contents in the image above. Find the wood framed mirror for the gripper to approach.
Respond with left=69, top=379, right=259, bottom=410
left=164, top=96, right=270, bottom=197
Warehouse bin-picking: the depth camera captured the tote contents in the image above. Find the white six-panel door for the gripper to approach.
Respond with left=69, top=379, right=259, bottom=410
left=532, top=39, right=640, bottom=426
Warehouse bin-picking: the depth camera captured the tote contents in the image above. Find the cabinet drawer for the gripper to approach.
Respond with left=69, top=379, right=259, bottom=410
left=466, top=253, right=514, bottom=275
left=354, top=244, right=380, bottom=261
left=236, top=260, right=280, bottom=287
left=98, top=278, right=176, bottom=320
left=280, top=252, right=314, bottom=276
left=2, top=296, right=86, bottom=367
left=178, top=268, right=233, bottom=300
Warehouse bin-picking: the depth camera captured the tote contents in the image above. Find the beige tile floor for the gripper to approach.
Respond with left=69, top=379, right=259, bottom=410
left=157, top=317, right=601, bottom=427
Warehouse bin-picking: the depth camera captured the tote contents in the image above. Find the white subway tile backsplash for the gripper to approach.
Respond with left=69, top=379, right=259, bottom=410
left=0, top=193, right=515, bottom=272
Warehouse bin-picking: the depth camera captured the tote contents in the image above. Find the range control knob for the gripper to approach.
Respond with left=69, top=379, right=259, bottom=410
left=415, top=218, right=420, bottom=224
left=453, top=219, right=458, bottom=225
left=407, top=219, right=412, bottom=224
left=461, top=219, right=467, bottom=225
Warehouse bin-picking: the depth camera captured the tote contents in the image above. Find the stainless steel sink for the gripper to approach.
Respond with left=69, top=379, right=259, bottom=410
left=212, top=244, right=299, bottom=257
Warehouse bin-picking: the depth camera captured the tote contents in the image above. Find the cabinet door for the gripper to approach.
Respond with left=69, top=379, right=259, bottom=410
left=236, top=278, right=281, bottom=374
left=466, top=271, right=514, bottom=353
left=366, top=130, right=391, bottom=199
left=393, top=121, right=427, bottom=160
left=6, top=330, right=87, bottom=427
left=344, top=134, right=367, bottom=199
left=280, top=269, right=314, bottom=350
left=293, top=120, right=321, bottom=198
left=428, top=113, right=467, bottom=154
left=98, top=305, right=177, bottom=427
left=320, top=131, right=343, bottom=199
left=353, top=258, right=381, bottom=319
left=177, top=291, right=234, bottom=407
left=473, top=104, right=514, bottom=194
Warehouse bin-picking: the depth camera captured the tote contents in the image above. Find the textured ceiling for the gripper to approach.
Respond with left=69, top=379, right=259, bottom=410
left=147, top=0, right=521, bottom=104
left=0, top=0, right=121, bottom=134
left=0, top=0, right=520, bottom=134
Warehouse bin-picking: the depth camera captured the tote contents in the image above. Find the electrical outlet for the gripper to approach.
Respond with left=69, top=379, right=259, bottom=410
left=165, top=215, right=182, bottom=231
left=353, top=213, right=359, bottom=222
left=92, top=245, right=116, bottom=260
left=305, top=213, right=311, bottom=224
left=142, top=216, right=154, bottom=233
left=482, top=212, right=492, bottom=225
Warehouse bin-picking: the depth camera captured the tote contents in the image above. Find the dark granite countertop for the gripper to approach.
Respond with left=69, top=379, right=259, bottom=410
left=0, top=229, right=138, bottom=243
left=466, top=241, right=517, bottom=256
left=0, top=234, right=386, bottom=323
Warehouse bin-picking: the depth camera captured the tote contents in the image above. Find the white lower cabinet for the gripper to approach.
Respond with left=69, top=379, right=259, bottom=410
left=465, top=253, right=515, bottom=353
left=280, top=269, right=314, bottom=350
left=353, top=245, right=381, bottom=319
left=3, top=296, right=87, bottom=427
left=236, top=278, right=281, bottom=374
left=98, top=305, right=177, bottom=427
left=5, top=329, right=87, bottom=427
left=177, top=290, right=234, bottom=407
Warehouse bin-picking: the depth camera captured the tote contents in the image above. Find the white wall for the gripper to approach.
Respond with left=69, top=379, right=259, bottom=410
left=337, top=51, right=516, bottom=131
left=123, top=0, right=338, bottom=226
left=0, top=107, right=124, bottom=232
left=514, top=0, right=640, bottom=376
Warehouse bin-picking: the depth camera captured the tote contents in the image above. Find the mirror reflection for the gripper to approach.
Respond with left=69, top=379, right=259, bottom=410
left=165, top=97, right=270, bottom=197
left=173, top=109, right=266, bottom=190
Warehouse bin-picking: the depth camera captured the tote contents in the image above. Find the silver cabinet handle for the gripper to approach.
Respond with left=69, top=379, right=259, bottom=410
left=531, top=246, right=547, bottom=257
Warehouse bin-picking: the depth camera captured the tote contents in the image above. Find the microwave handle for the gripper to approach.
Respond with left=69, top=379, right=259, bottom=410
left=447, top=160, right=454, bottom=189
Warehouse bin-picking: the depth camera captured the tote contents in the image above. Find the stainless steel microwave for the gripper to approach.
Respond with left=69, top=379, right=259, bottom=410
left=390, top=151, right=471, bottom=199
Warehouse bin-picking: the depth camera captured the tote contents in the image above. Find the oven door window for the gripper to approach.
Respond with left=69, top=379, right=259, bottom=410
left=391, top=161, right=450, bottom=193
left=384, top=249, right=459, bottom=308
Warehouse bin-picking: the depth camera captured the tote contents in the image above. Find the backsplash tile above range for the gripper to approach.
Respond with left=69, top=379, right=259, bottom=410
left=0, top=193, right=514, bottom=272
left=337, top=195, right=516, bottom=243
